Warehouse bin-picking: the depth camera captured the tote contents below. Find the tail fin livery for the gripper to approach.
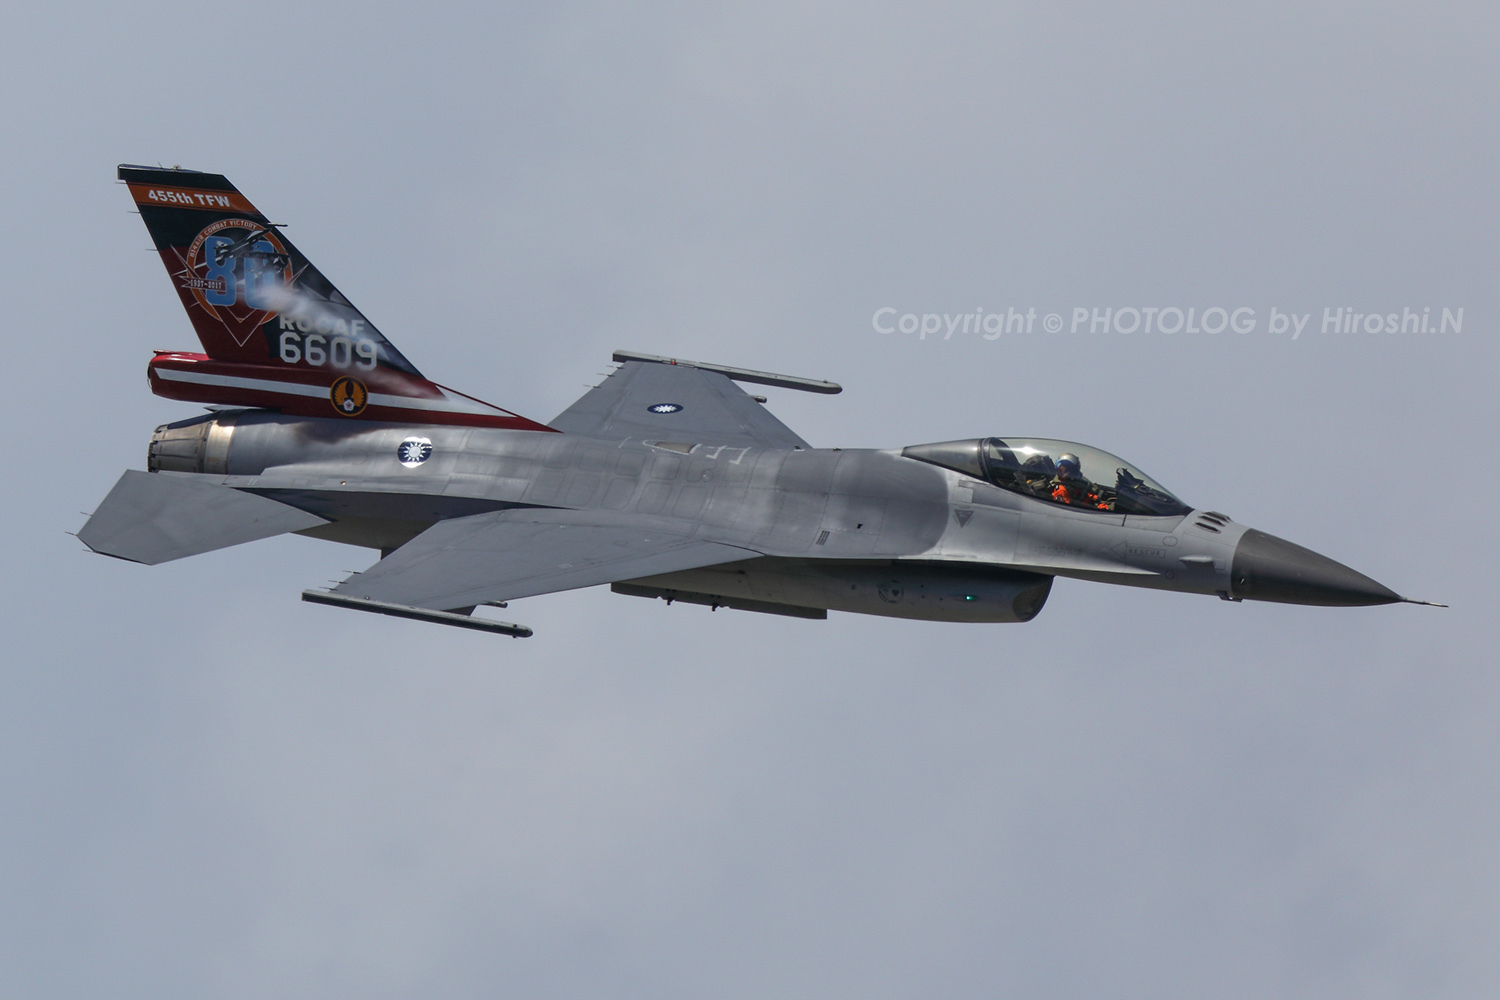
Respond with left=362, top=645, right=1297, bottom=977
left=120, top=165, right=550, bottom=431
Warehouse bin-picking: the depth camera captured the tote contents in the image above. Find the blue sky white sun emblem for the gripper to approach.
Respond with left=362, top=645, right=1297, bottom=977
left=397, top=436, right=434, bottom=467
left=647, top=403, right=684, bottom=414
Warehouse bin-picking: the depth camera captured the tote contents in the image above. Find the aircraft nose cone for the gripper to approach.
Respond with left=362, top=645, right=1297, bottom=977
left=1230, top=528, right=1400, bottom=606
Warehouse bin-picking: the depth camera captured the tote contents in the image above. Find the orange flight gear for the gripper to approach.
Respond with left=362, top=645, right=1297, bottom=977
left=1052, top=483, right=1111, bottom=510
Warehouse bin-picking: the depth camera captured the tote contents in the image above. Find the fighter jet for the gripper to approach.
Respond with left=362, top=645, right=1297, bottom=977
left=80, top=166, right=1435, bottom=638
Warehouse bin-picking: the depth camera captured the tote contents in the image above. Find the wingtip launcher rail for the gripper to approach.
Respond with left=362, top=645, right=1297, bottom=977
left=612, top=350, right=842, bottom=394
left=301, top=590, right=533, bottom=637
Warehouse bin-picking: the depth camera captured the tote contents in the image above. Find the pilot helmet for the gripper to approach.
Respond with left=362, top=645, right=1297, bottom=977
left=1056, top=453, right=1082, bottom=479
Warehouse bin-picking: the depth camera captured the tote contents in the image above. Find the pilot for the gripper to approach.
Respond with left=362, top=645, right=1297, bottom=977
left=1051, top=454, right=1110, bottom=510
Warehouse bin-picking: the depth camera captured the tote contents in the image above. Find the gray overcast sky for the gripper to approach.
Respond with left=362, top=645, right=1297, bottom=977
left=2, top=3, right=1496, bottom=998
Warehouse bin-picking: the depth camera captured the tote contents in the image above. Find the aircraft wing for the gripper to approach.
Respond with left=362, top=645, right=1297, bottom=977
left=549, top=356, right=825, bottom=449
left=327, top=507, right=760, bottom=612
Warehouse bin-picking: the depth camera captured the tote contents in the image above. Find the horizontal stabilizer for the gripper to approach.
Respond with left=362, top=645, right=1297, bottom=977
left=80, top=470, right=327, bottom=565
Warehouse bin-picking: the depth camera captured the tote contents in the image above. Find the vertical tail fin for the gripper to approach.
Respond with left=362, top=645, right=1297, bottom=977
left=120, top=164, right=420, bottom=374
left=120, top=165, right=550, bottom=431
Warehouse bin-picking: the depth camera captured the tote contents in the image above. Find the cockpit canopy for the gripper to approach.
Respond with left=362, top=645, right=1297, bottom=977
left=902, top=437, right=1191, bottom=517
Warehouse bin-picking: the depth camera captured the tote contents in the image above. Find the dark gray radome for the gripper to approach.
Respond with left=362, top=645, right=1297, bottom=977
left=1230, top=529, right=1400, bottom=606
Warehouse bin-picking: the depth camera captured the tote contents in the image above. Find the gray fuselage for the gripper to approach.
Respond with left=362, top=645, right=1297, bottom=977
left=143, top=409, right=1298, bottom=623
